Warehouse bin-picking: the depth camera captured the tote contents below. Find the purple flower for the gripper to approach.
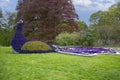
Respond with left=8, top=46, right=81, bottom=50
left=56, top=46, right=119, bottom=56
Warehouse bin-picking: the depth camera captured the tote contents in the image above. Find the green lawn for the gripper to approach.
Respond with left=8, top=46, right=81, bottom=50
left=0, top=47, right=120, bottom=80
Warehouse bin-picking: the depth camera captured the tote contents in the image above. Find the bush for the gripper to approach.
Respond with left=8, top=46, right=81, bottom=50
left=55, top=32, right=79, bottom=46
left=55, top=28, right=98, bottom=47
left=0, top=29, right=13, bottom=46
left=78, top=29, right=98, bottom=47
left=21, top=41, right=52, bottom=51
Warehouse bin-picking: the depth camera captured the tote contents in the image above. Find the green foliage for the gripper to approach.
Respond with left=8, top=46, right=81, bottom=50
left=109, top=2, right=120, bottom=25
left=55, top=32, right=79, bottom=46
left=89, top=11, right=108, bottom=26
left=0, top=47, right=120, bottom=80
left=55, top=28, right=98, bottom=47
left=0, top=8, right=2, bottom=18
left=90, top=2, right=120, bottom=26
left=21, top=41, right=52, bottom=51
left=0, top=28, right=14, bottom=46
left=5, top=12, right=17, bottom=28
left=0, top=12, right=16, bottom=46
left=76, top=20, right=87, bottom=30
left=93, top=25, right=117, bottom=46
left=89, top=2, right=120, bottom=46
left=78, top=28, right=99, bottom=46
left=0, top=8, right=3, bottom=28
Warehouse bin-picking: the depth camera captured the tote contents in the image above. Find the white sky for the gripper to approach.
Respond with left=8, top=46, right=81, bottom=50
left=72, top=0, right=117, bottom=11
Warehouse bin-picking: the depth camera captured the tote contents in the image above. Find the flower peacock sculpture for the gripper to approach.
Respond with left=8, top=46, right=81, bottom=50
left=11, top=20, right=55, bottom=53
left=11, top=20, right=119, bottom=56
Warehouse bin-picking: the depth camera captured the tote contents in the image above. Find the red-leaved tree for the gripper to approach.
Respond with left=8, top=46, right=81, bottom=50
left=16, top=0, right=80, bottom=43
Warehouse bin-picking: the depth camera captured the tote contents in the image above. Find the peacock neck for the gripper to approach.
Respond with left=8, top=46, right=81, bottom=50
left=14, top=23, right=27, bottom=40
left=11, top=23, right=28, bottom=53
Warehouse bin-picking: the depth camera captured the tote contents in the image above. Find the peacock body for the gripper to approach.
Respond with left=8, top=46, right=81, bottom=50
left=11, top=22, right=55, bottom=53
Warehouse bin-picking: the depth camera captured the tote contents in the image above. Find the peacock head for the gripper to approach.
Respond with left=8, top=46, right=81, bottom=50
left=15, top=19, right=24, bottom=32
left=17, top=19, right=24, bottom=24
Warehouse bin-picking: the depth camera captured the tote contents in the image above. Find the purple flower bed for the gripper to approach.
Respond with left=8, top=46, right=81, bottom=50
left=53, top=45, right=120, bottom=56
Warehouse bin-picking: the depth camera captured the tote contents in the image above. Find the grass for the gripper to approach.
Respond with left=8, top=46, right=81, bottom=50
left=0, top=46, right=120, bottom=80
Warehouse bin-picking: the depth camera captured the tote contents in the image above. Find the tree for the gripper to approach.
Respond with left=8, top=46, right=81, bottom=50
left=94, top=25, right=115, bottom=46
left=0, top=8, right=2, bottom=18
left=89, top=11, right=112, bottom=26
left=76, top=20, right=87, bottom=30
left=16, top=0, right=80, bottom=43
left=108, top=2, right=120, bottom=26
left=0, top=12, right=17, bottom=46
left=89, top=2, right=120, bottom=46
left=90, top=2, right=120, bottom=26
left=78, top=28, right=98, bottom=46
left=0, top=8, right=3, bottom=27
left=0, top=11, right=17, bottom=30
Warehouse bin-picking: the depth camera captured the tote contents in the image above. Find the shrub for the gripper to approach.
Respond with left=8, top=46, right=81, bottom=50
left=0, top=29, right=13, bottom=46
left=55, top=28, right=98, bottom=47
left=78, top=29, right=98, bottom=47
left=55, top=32, right=79, bottom=46
left=21, top=41, right=52, bottom=51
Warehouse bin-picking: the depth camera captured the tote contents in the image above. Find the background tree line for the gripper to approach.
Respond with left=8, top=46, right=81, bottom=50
left=0, top=1, right=120, bottom=46
left=54, top=2, right=120, bottom=46
left=0, top=9, right=16, bottom=46
left=89, top=2, right=120, bottom=46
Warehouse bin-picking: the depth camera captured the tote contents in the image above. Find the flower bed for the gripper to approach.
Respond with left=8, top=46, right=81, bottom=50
left=53, top=45, right=120, bottom=56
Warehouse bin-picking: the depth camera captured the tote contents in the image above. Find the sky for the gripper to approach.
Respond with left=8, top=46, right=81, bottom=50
left=0, top=0, right=120, bottom=25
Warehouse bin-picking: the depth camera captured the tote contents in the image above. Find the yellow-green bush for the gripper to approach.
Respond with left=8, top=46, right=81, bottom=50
left=55, top=32, right=79, bottom=46
left=21, top=41, right=52, bottom=51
